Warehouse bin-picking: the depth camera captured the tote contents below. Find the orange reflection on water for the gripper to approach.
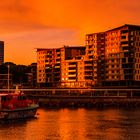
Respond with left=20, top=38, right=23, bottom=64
left=57, top=108, right=128, bottom=140
left=58, top=108, right=87, bottom=140
left=21, top=108, right=140, bottom=140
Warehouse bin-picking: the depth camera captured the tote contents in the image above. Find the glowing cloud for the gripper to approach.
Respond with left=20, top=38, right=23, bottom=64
left=0, top=0, right=140, bottom=64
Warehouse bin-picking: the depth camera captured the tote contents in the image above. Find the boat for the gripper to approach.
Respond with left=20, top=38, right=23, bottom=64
left=0, top=64, right=39, bottom=120
left=0, top=92, right=39, bottom=120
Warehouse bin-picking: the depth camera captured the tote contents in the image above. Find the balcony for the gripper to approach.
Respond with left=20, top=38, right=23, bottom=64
left=69, top=67, right=76, bottom=70
left=69, top=62, right=77, bottom=65
left=68, top=69, right=76, bottom=72
left=56, top=59, right=60, bottom=63
left=84, top=76, right=93, bottom=80
left=54, top=65, right=60, bottom=68
left=88, top=55, right=93, bottom=59
left=121, top=30, right=128, bottom=34
left=120, top=35, right=128, bottom=42
left=85, top=64, right=93, bottom=67
left=68, top=74, right=77, bottom=77
left=84, top=69, right=93, bottom=72
left=68, top=77, right=77, bottom=81
left=121, top=46, right=130, bottom=52
left=69, top=65, right=76, bottom=68
left=84, top=61, right=93, bottom=66
left=84, top=66, right=93, bottom=71
left=106, top=73, right=120, bottom=76
left=121, top=41, right=129, bottom=47
left=85, top=72, right=93, bottom=76
left=69, top=72, right=76, bottom=74
left=68, top=72, right=76, bottom=77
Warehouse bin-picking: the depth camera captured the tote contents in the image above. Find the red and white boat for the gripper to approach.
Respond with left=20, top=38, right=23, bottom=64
left=0, top=64, right=39, bottom=120
left=0, top=92, right=39, bottom=120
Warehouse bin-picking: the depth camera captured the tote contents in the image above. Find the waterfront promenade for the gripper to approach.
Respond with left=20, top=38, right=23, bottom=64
left=0, top=88, right=140, bottom=108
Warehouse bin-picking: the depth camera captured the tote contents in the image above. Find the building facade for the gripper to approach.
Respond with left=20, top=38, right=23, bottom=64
left=61, top=46, right=87, bottom=88
left=103, top=24, right=140, bottom=87
left=85, top=32, right=105, bottom=86
left=37, top=46, right=94, bottom=88
left=37, top=24, right=140, bottom=88
left=0, top=41, right=4, bottom=65
left=37, top=48, right=61, bottom=87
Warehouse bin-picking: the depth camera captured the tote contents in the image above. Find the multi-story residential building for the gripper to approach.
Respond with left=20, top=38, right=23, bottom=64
left=104, top=27, right=122, bottom=86
left=85, top=32, right=105, bottom=86
left=37, top=48, right=47, bottom=87
left=85, top=24, right=140, bottom=87
left=103, top=24, right=140, bottom=87
left=61, top=46, right=87, bottom=88
left=37, top=24, right=140, bottom=88
left=0, top=41, right=4, bottom=65
left=37, top=46, right=94, bottom=88
left=37, top=48, right=61, bottom=87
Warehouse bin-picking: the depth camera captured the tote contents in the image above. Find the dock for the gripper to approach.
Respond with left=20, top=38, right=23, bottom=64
left=0, top=88, right=140, bottom=108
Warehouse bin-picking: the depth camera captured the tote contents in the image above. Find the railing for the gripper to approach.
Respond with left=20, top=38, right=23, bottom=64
left=0, top=88, right=140, bottom=98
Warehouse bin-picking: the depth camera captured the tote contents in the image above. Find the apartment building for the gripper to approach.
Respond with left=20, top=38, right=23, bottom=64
left=103, top=24, right=140, bottom=87
left=85, top=32, right=105, bottom=86
left=61, top=46, right=87, bottom=88
left=37, top=48, right=61, bottom=87
left=37, top=48, right=47, bottom=87
left=37, top=24, right=140, bottom=88
left=0, top=41, right=4, bottom=65
left=85, top=24, right=140, bottom=87
left=104, top=27, right=122, bottom=86
left=37, top=46, right=95, bottom=88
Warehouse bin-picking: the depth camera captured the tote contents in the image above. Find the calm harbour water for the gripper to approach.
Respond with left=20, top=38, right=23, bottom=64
left=0, top=108, right=140, bottom=140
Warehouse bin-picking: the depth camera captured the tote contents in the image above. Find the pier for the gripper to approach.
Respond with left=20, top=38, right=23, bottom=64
left=0, top=88, right=140, bottom=108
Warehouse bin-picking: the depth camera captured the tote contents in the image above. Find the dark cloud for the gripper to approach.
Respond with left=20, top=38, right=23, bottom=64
left=0, top=0, right=31, bottom=15
left=0, top=0, right=43, bottom=32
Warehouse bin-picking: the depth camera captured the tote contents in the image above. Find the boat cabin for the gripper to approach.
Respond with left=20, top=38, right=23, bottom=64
left=0, top=93, right=32, bottom=110
left=0, top=94, right=8, bottom=110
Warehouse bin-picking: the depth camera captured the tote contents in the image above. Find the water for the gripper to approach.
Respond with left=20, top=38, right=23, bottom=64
left=0, top=108, right=140, bottom=140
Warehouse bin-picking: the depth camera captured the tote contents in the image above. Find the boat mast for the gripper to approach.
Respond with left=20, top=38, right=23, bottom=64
left=8, top=64, right=10, bottom=93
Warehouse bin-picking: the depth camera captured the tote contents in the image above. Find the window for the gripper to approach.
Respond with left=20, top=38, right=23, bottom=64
left=121, top=36, right=126, bottom=39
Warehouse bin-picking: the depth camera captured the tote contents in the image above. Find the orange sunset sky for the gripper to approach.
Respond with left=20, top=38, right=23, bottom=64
left=0, top=0, right=140, bottom=65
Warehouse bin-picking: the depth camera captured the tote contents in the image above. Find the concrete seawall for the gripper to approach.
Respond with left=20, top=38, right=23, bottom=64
left=1, top=88, right=140, bottom=108
left=37, top=96, right=140, bottom=108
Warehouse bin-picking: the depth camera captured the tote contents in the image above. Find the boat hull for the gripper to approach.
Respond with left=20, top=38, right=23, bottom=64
left=0, top=105, right=39, bottom=120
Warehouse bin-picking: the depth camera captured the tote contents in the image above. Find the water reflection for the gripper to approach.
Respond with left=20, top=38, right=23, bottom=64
left=0, top=108, right=140, bottom=140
